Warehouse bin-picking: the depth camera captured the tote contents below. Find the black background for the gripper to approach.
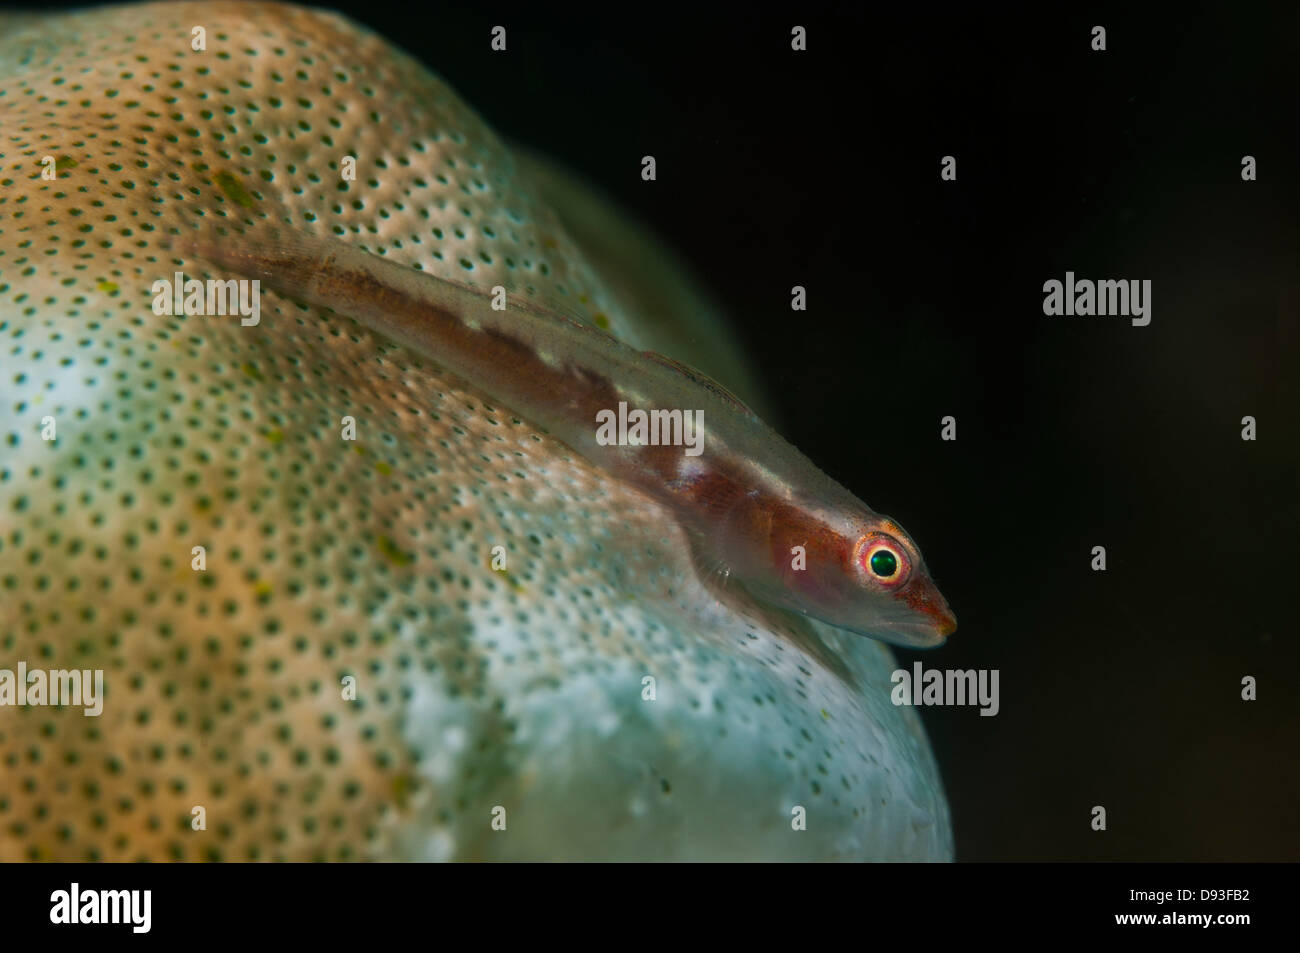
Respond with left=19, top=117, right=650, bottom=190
left=10, top=0, right=1298, bottom=861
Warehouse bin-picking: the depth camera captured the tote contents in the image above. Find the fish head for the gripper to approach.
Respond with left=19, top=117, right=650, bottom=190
left=839, top=515, right=957, bottom=647
left=778, top=512, right=955, bottom=648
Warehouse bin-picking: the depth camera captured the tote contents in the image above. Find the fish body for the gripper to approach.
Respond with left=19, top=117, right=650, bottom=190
left=173, top=227, right=956, bottom=647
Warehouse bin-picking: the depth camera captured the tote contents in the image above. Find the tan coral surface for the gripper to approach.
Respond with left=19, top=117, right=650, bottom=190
left=0, top=1, right=951, bottom=860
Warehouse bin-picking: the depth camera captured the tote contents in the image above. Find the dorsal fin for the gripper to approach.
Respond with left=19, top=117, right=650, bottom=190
left=639, top=349, right=758, bottom=419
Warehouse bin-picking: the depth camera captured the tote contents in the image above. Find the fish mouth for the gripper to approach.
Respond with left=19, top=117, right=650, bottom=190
left=893, top=574, right=957, bottom=646
left=926, top=603, right=958, bottom=639
left=872, top=619, right=953, bottom=649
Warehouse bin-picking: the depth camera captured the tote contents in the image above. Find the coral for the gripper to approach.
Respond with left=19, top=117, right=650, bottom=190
left=0, top=1, right=950, bottom=860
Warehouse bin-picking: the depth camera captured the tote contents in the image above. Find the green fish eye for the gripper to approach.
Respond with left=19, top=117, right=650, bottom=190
left=869, top=549, right=898, bottom=578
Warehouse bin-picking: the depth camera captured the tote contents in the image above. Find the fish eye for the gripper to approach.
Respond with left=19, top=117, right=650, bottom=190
left=870, top=549, right=897, bottom=578
left=855, top=534, right=911, bottom=587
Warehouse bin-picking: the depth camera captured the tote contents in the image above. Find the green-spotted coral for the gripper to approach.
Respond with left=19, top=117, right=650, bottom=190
left=0, top=0, right=951, bottom=861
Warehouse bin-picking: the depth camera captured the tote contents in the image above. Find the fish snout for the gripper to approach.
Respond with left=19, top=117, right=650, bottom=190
left=902, top=573, right=957, bottom=641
